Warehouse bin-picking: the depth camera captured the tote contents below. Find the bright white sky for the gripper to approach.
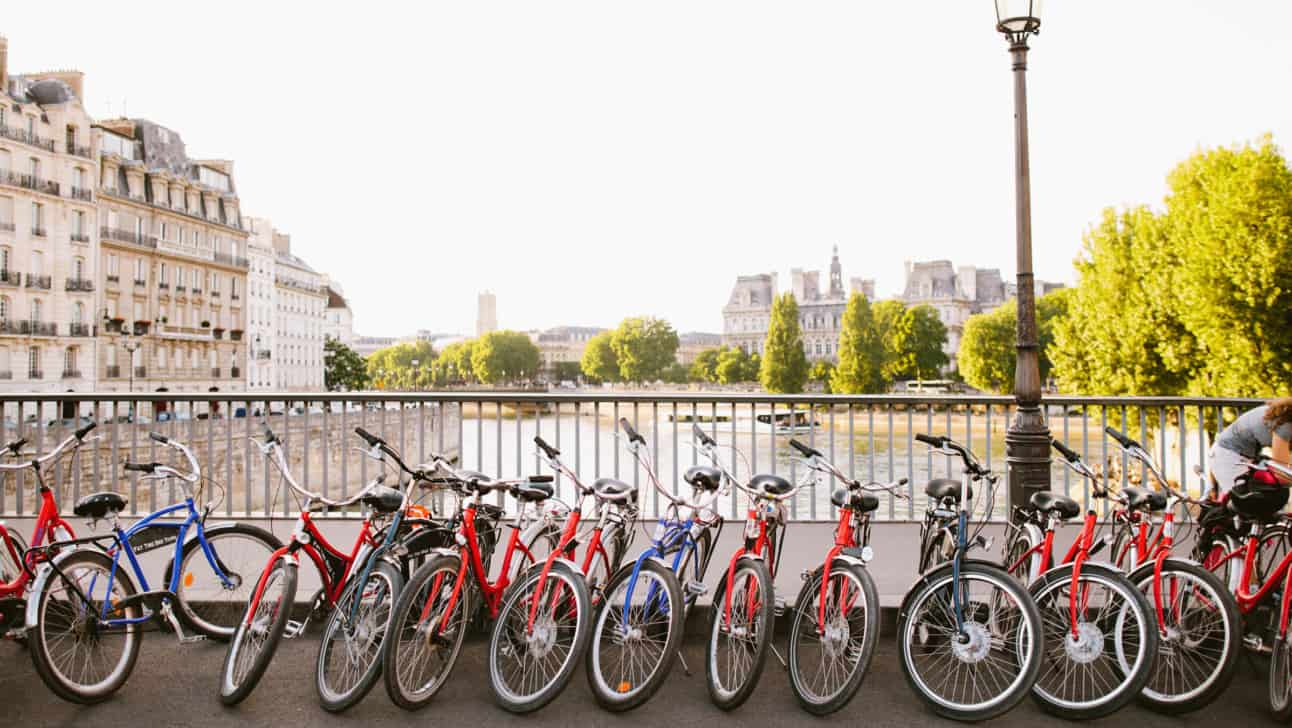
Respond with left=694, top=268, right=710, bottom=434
left=5, top=2, right=1290, bottom=337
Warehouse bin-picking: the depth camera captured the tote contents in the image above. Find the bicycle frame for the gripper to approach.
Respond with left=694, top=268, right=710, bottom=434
left=721, top=504, right=778, bottom=628
left=1006, top=510, right=1099, bottom=641
left=620, top=511, right=707, bottom=628
left=0, top=484, right=74, bottom=599
left=1217, top=524, right=1292, bottom=626
left=814, top=498, right=872, bottom=632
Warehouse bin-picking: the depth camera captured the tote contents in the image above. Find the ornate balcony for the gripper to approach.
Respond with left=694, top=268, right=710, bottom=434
left=0, top=270, right=18, bottom=287
left=0, top=125, right=54, bottom=152
left=105, top=365, right=121, bottom=379
left=68, top=323, right=92, bottom=337
left=134, top=366, right=147, bottom=379
left=65, top=278, right=94, bottom=292
left=24, top=274, right=51, bottom=290
left=68, top=187, right=93, bottom=202
left=20, top=320, right=58, bottom=336
left=61, top=369, right=81, bottom=380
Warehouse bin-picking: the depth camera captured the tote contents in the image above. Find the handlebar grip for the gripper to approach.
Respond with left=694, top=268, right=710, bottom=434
left=1104, top=426, right=1140, bottom=450
left=5, top=437, right=27, bottom=453
left=789, top=439, right=822, bottom=458
left=149, top=431, right=169, bottom=445
left=1051, top=438, right=1080, bottom=463
left=619, top=418, right=645, bottom=445
left=527, top=474, right=555, bottom=483
left=124, top=462, right=157, bottom=473
left=914, top=433, right=945, bottom=447
left=75, top=422, right=97, bottom=440
left=262, top=424, right=279, bottom=445
left=534, top=436, right=560, bottom=458
left=355, top=427, right=384, bottom=448
left=692, top=423, right=716, bottom=448
left=897, top=477, right=909, bottom=486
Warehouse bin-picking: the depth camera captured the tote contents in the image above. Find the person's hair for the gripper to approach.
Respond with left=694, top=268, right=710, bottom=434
left=1264, top=397, right=1292, bottom=429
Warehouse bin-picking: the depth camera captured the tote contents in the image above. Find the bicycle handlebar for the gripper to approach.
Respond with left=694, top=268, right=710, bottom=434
left=789, top=439, right=823, bottom=458
left=619, top=418, right=645, bottom=445
left=692, top=424, right=716, bottom=448
left=1104, top=426, right=1142, bottom=451
left=124, top=462, right=158, bottom=474
left=355, top=427, right=384, bottom=448
left=1051, top=438, right=1080, bottom=463
left=534, top=435, right=560, bottom=459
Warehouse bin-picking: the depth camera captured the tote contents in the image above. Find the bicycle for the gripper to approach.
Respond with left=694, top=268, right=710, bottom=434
left=26, top=429, right=281, bottom=704
left=0, top=426, right=90, bottom=638
left=785, top=439, right=905, bottom=715
left=917, top=469, right=976, bottom=573
left=218, top=426, right=433, bottom=711
left=583, top=421, right=724, bottom=711
left=704, top=429, right=809, bottom=711
left=897, top=433, right=1042, bottom=722
left=1065, top=430, right=1240, bottom=714
left=382, top=450, right=589, bottom=713
left=998, top=437, right=1158, bottom=719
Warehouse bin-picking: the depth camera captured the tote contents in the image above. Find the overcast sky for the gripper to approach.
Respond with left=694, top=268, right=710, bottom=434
left=5, top=2, right=1290, bottom=337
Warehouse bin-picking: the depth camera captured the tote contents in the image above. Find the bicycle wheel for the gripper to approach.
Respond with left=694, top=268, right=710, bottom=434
left=788, top=560, right=879, bottom=715
left=382, top=554, right=468, bottom=711
left=1272, top=630, right=1292, bottom=720
left=1258, top=524, right=1292, bottom=584
left=171, top=523, right=281, bottom=641
left=29, top=549, right=142, bottom=704
left=316, top=561, right=402, bottom=712
left=1127, top=559, right=1239, bottom=713
left=918, top=524, right=951, bottom=573
left=1001, top=528, right=1036, bottom=583
left=219, top=558, right=297, bottom=706
left=705, top=557, right=774, bottom=711
left=898, top=561, right=1042, bottom=721
left=488, top=559, right=591, bottom=713
left=1029, top=562, right=1158, bottom=720
left=586, top=559, right=684, bottom=711
left=1197, top=534, right=1241, bottom=593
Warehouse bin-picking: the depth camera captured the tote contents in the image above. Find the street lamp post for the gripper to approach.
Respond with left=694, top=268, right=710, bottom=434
left=995, top=0, right=1050, bottom=510
left=103, top=309, right=143, bottom=418
left=410, top=359, right=420, bottom=392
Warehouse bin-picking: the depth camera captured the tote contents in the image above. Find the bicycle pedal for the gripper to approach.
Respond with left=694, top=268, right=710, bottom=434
left=774, top=597, right=788, bottom=617
left=1244, top=633, right=1272, bottom=655
left=177, top=633, right=207, bottom=644
left=283, top=619, right=307, bottom=639
left=684, top=580, right=708, bottom=598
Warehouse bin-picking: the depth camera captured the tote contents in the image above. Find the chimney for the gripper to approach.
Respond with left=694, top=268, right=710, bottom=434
left=0, top=37, right=8, bottom=96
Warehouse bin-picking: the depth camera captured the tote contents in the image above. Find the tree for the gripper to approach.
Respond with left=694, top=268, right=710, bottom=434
left=580, top=330, right=619, bottom=383
left=662, top=361, right=690, bottom=384
left=471, top=330, right=541, bottom=384
left=889, top=305, right=949, bottom=381
left=832, top=293, right=886, bottom=394
left=610, top=317, right=679, bottom=383
left=809, top=360, right=835, bottom=393
left=324, top=338, right=369, bottom=391
left=959, top=290, right=1070, bottom=394
left=760, top=293, right=809, bottom=393
left=431, top=339, right=477, bottom=386
left=552, top=361, right=582, bottom=383
left=715, top=347, right=757, bottom=384
left=365, top=340, right=436, bottom=390
left=688, top=346, right=724, bottom=383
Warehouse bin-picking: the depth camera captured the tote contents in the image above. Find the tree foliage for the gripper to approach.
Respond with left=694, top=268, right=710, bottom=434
left=365, top=340, right=436, bottom=390
left=832, top=293, right=886, bottom=394
left=610, top=317, right=679, bottom=383
left=759, top=293, right=809, bottom=393
left=430, top=339, right=477, bottom=386
left=324, top=337, right=370, bottom=392
left=809, top=360, right=835, bottom=393
left=688, top=346, right=724, bottom=383
left=471, top=330, right=541, bottom=384
left=959, top=290, right=1070, bottom=394
left=716, top=347, right=759, bottom=384
left=580, top=330, right=619, bottom=383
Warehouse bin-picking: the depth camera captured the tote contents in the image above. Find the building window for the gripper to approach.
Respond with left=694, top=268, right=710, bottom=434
left=107, top=253, right=118, bottom=276
left=30, top=202, right=42, bottom=234
left=73, top=257, right=85, bottom=280
left=73, top=210, right=86, bottom=237
left=30, top=298, right=42, bottom=323
left=0, top=246, right=8, bottom=274
left=63, top=347, right=77, bottom=376
left=0, top=296, right=8, bottom=322
left=28, top=346, right=39, bottom=379
left=28, top=157, right=39, bottom=179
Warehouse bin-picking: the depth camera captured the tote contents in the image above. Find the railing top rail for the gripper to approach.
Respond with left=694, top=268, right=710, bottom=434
left=0, top=391, right=1268, bottom=408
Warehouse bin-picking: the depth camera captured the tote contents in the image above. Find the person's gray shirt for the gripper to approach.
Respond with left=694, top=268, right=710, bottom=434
left=1215, top=405, right=1292, bottom=459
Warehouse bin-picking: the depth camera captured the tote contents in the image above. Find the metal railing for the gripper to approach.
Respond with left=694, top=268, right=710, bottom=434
left=24, top=274, right=51, bottom=290
left=99, top=226, right=158, bottom=250
left=65, top=277, right=94, bottom=292
left=68, top=323, right=92, bottom=337
left=0, top=270, right=18, bottom=287
left=0, top=392, right=1266, bottom=520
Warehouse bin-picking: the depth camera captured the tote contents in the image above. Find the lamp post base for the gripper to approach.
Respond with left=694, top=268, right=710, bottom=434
left=1005, top=403, right=1050, bottom=516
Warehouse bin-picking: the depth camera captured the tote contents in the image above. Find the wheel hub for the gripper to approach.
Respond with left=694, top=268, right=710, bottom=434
left=1064, top=622, right=1105, bottom=665
left=822, top=618, right=850, bottom=658
left=527, top=616, right=557, bottom=657
left=950, top=621, right=991, bottom=663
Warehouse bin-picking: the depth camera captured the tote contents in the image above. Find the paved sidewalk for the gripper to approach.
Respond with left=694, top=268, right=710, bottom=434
left=2, top=633, right=1278, bottom=727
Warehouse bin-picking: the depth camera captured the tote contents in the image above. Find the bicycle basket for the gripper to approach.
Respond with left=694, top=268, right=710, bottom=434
left=1228, top=468, right=1289, bottom=520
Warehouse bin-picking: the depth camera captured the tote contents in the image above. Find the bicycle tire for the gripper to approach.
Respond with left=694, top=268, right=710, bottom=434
left=1127, top=558, right=1239, bottom=713
left=918, top=524, right=950, bottom=573
left=170, top=522, right=282, bottom=641
left=897, top=560, right=1043, bottom=721
left=788, top=560, right=880, bottom=715
left=381, top=553, right=469, bottom=711
left=219, top=558, right=298, bottom=706
left=705, top=556, right=774, bottom=711
left=315, top=560, right=403, bottom=712
left=488, top=559, right=591, bottom=713
left=1272, top=631, right=1292, bottom=720
left=1028, top=562, right=1158, bottom=720
left=29, top=549, right=143, bottom=704
left=585, top=558, right=684, bottom=711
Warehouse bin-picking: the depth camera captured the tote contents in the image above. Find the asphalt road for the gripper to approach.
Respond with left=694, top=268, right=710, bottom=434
left=1, top=633, right=1280, bottom=727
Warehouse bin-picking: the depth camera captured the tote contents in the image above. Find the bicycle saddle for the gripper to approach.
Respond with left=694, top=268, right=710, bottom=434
left=592, top=477, right=637, bottom=504
left=360, top=485, right=404, bottom=514
left=750, top=473, right=792, bottom=496
left=831, top=485, right=879, bottom=513
left=1028, top=490, right=1081, bottom=519
left=925, top=478, right=971, bottom=502
left=512, top=479, right=554, bottom=502
left=73, top=491, right=128, bottom=519
left=683, top=465, right=722, bottom=492
left=1121, top=486, right=1166, bottom=512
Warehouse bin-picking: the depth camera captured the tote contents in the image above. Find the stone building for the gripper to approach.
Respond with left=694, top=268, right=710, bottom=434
left=532, top=325, right=603, bottom=379
left=0, top=40, right=101, bottom=393
left=677, top=331, right=722, bottom=365
left=721, top=247, right=871, bottom=363
left=323, top=278, right=353, bottom=347
left=95, top=116, right=248, bottom=395
left=477, top=291, right=496, bottom=337
left=244, top=217, right=326, bottom=391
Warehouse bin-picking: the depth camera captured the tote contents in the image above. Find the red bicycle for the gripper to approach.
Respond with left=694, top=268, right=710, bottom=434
left=1062, top=431, right=1240, bottom=714
left=999, top=436, right=1157, bottom=720
left=382, top=449, right=591, bottom=714
left=0, top=425, right=94, bottom=635
left=785, top=439, right=905, bottom=715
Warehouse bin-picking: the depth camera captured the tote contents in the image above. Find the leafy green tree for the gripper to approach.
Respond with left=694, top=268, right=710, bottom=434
left=959, top=290, right=1070, bottom=394
left=715, top=347, right=754, bottom=384
left=890, top=305, right=949, bottom=381
left=471, top=330, right=541, bottom=384
left=430, top=339, right=477, bottom=386
left=832, top=293, right=886, bottom=393
left=662, top=361, right=690, bottom=384
left=760, top=293, right=809, bottom=393
left=688, top=346, right=724, bottom=383
left=366, top=340, right=436, bottom=390
left=610, top=317, right=679, bottom=383
left=580, top=330, right=619, bottom=383
left=552, top=361, right=582, bottom=383
left=324, top=337, right=369, bottom=391
left=809, top=360, right=835, bottom=393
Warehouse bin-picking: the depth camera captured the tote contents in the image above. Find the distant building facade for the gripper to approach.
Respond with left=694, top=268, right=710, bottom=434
left=353, top=335, right=396, bottom=358
left=322, top=278, right=353, bottom=347
left=531, top=325, right=603, bottom=378
left=477, top=291, right=496, bottom=337
left=677, top=331, right=722, bottom=365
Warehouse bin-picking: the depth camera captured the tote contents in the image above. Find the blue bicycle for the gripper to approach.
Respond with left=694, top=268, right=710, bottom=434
left=584, top=421, right=727, bottom=711
left=26, top=431, right=280, bottom=704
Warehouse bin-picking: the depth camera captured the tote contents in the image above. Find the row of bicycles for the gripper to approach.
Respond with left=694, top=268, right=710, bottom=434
left=2, top=417, right=1291, bottom=720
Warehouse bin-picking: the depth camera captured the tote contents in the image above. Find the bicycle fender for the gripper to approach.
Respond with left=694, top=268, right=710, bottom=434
left=25, top=547, right=97, bottom=629
left=896, top=559, right=998, bottom=624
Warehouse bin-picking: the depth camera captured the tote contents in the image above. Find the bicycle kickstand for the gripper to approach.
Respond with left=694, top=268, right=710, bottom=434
left=161, top=603, right=206, bottom=645
left=675, top=649, right=692, bottom=677
left=769, top=642, right=788, bottom=671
